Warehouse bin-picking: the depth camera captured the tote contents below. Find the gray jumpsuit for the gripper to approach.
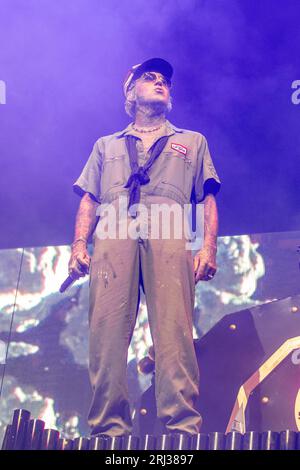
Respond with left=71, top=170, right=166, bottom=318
left=73, top=120, right=221, bottom=436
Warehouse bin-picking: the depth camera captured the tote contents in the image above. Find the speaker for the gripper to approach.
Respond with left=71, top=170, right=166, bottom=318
left=136, top=294, right=300, bottom=435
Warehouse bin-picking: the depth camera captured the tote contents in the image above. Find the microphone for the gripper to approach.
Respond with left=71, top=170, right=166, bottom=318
left=60, top=243, right=90, bottom=292
left=59, top=275, right=77, bottom=293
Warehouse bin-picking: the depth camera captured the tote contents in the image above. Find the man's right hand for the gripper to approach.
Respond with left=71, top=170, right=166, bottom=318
left=68, top=241, right=91, bottom=279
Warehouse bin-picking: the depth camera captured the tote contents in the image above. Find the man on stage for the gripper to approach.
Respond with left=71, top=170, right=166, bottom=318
left=68, top=58, right=221, bottom=437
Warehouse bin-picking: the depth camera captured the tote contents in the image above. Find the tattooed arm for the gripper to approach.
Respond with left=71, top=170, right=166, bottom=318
left=68, top=193, right=99, bottom=279
left=194, top=193, right=219, bottom=283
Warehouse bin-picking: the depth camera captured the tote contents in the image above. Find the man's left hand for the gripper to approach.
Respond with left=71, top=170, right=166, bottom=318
left=194, top=244, right=217, bottom=283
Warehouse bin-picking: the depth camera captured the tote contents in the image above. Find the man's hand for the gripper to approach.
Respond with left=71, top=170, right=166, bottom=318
left=68, top=193, right=98, bottom=280
left=68, top=241, right=91, bottom=279
left=194, top=243, right=217, bottom=283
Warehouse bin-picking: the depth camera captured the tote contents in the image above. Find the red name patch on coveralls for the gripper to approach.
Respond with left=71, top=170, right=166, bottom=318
left=171, top=142, right=187, bottom=155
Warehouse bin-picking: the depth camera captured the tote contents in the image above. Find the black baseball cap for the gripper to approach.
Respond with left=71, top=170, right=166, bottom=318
left=123, top=57, right=173, bottom=96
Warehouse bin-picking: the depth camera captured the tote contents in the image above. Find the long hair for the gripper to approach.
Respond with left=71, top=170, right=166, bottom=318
left=124, top=82, right=173, bottom=118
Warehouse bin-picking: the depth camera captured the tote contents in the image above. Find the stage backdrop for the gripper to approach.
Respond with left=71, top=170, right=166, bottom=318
left=0, top=230, right=299, bottom=441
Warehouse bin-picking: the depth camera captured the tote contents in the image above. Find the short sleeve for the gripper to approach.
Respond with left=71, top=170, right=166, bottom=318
left=73, top=140, right=102, bottom=203
left=193, top=135, right=221, bottom=203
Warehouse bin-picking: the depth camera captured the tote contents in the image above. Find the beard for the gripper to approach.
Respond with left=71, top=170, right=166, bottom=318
left=136, top=95, right=169, bottom=115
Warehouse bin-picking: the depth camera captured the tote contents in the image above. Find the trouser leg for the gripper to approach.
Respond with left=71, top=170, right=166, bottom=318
left=140, top=235, right=202, bottom=434
left=87, top=237, right=140, bottom=436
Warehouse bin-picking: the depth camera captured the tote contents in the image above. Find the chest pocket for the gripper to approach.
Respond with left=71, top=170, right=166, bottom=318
left=101, top=155, right=126, bottom=195
left=160, top=151, right=193, bottom=199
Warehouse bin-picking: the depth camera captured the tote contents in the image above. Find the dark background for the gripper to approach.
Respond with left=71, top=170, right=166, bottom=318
left=0, top=0, right=299, bottom=249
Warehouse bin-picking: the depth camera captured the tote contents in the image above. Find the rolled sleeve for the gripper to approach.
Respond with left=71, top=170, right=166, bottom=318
left=73, top=139, right=103, bottom=203
left=193, top=135, right=221, bottom=203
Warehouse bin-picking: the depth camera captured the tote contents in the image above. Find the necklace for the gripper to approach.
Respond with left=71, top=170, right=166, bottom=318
left=132, top=123, right=163, bottom=133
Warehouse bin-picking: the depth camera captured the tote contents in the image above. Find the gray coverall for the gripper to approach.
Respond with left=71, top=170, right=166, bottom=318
left=73, top=120, right=221, bottom=436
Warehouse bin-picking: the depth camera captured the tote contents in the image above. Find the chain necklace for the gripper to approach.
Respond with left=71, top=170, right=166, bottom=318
left=132, top=123, right=164, bottom=133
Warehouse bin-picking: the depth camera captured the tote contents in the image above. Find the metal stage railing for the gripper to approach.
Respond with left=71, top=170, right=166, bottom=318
left=2, top=409, right=300, bottom=450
